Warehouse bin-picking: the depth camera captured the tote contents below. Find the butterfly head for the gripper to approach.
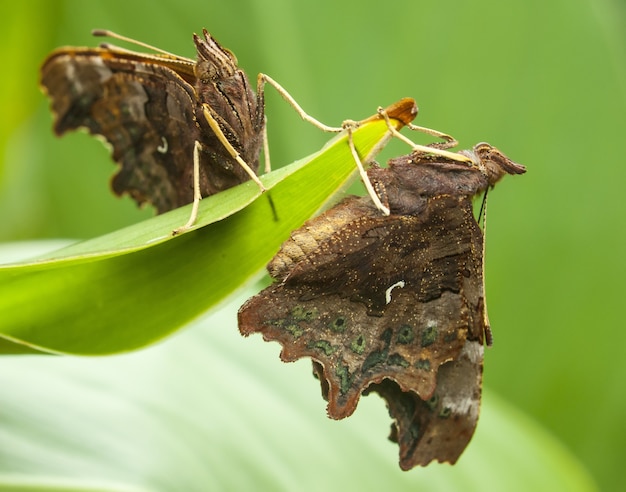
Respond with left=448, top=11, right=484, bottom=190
left=462, top=143, right=526, bottom=188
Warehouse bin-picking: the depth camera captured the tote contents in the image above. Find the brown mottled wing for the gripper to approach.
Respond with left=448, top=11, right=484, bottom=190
left=40, top=32, right=264, bottom=213
left=364, top=338, right=483, bottom=469
left=41, top=48, right=200, bottom=212
left=239, top=194, right=486, bottom=466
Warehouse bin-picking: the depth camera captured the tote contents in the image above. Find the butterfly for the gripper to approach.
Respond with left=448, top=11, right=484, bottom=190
left=239, top=143, right=525, bottom=469
left=40, top=29, right=264, bottom=220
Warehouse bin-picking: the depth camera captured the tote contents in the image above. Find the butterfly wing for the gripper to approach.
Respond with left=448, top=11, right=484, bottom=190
left=41, top=48, right=202, bottom=212
left=239, top=194, right=486, bottom=466
left=41, top=33, right=264, bottom=213
left=365, top=337, right=483, bottom=468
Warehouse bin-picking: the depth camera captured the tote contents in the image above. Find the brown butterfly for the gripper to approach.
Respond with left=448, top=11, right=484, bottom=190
left=40, top=29, right=264, bottom=219
left=239, top=143, right=525, bottom=469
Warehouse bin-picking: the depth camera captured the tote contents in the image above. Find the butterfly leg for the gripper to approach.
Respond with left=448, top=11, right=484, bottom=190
left=345, top=124, right=391, bottom=216
left=262, top=116, right=271, bottom=174
left=258, top=73, right=387, bottom=211
left=172, top=140, right=204, bottom=235
left=377, top=107, right=474, bottom=165
left=406, top=122, right=458, bottom=150
left=257, top=74, right=344, bottom=133
left=255, top=74, right=343, bottom=178
left=256, top=74, right=425, bottom=216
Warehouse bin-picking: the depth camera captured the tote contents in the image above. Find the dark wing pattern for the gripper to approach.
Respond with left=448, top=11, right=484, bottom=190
left=239, top=194, right=486, bottom=468
left=40, top=30, right=264, bottom=213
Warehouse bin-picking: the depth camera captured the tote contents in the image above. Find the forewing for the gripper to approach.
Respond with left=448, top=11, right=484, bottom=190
left=41, top=48, right=200, bottom=212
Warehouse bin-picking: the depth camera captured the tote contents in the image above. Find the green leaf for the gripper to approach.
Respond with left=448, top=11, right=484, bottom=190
left=0, top=115, right=399, bottom=355
left=0, top=283, right=597, bottom=492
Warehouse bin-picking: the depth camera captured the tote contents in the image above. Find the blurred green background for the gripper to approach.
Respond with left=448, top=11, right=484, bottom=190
left=1, top=0, right=624, bottom=490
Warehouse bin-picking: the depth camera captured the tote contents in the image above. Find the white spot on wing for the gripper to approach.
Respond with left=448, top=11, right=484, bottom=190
left=440, top=341, right=483, bottom=419
left=157, top=136, right=168, bottom=154
left=385, top=280, right=405, bottom=304
left=65, top=62, right=80, bottom=92
left=441, top=395, right=479, bottom=418
left=463, top=339, right=484, bottom=364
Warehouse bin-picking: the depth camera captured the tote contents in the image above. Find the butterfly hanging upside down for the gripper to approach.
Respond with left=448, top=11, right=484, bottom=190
left=238, top=139, right=525, bottom=469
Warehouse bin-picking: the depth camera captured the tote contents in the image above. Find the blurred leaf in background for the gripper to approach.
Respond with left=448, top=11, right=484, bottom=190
left=0, top=272, right=596, bottom=491
left=1, top=0, right=624, bottom=489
